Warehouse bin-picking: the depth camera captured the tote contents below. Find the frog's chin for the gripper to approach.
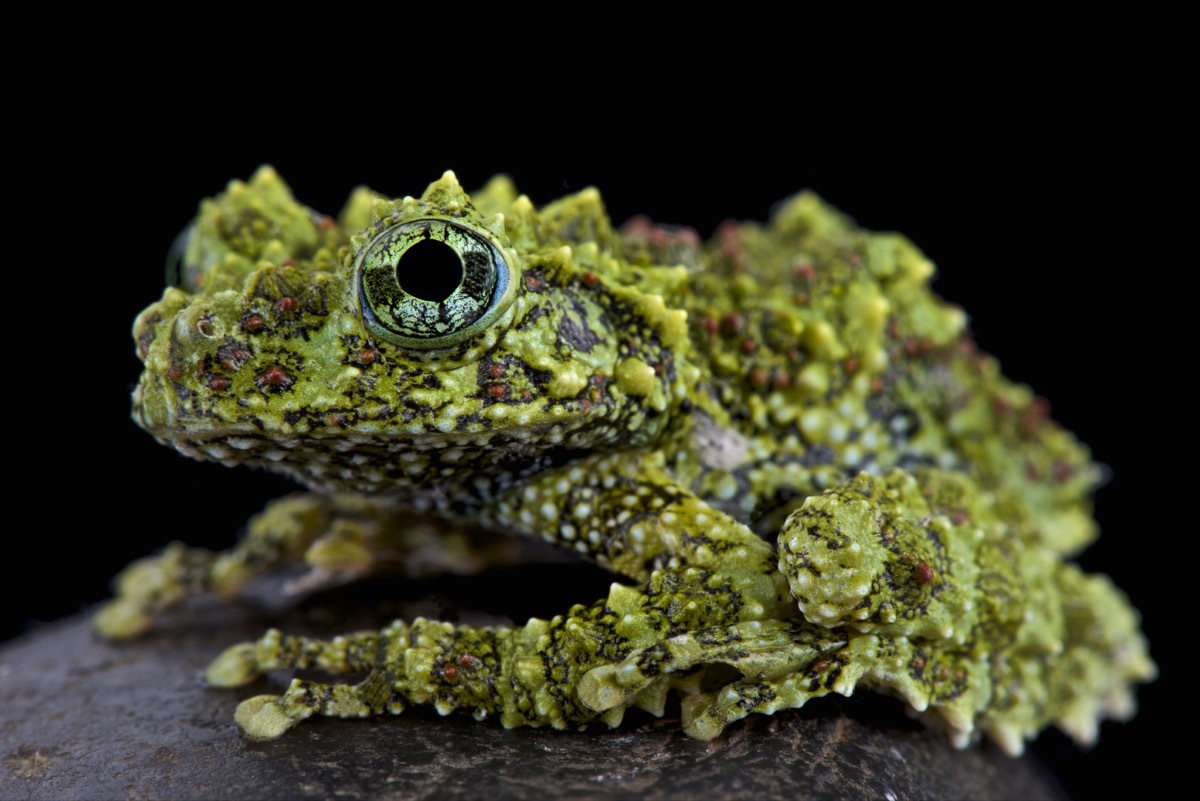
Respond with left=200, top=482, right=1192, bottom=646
left=136, top=402, right=603, bottom=474
left=144, top=417, right=600, bottom=501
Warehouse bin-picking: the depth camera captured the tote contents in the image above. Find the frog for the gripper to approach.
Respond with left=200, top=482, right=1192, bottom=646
left=95, top=166, right=1155, bottom=754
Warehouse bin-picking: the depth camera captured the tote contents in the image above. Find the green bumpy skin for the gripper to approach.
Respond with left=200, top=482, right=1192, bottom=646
left=98, top=166, right=1155, bottom=753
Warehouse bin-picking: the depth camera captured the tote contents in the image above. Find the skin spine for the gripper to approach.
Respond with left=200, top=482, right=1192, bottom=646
left=96, top=166, right=1154, bottom=753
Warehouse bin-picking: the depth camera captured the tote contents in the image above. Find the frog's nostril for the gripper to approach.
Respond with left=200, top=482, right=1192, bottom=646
left=396, top=238, right=463, bottom=303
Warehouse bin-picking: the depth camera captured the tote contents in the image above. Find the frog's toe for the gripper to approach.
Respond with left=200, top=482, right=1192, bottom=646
left=91, top=598, right=152, bottom=640
left=233, top=695, right=301, bottom=740
left=210, top=555, right=254, bottom=599
left=680, top=692, right=727, bottom=741
left=578, top=664, right=636, bottom=712
left=303, top=530, right=374, bottom=573
left=205, top=642, right=262, bottom=687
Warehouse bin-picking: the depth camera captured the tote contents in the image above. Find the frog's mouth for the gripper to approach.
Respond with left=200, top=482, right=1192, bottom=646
left=131, top=353, right=657, bottom=501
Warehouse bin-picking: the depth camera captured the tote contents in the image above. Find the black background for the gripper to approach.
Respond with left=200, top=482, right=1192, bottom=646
left=7, top=4, right=1185, bottom=798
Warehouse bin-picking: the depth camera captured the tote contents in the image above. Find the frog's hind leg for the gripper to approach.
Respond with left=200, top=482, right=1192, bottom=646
left=205, top=617, right=522, bottom=740
left=679, top=671, right=848, bottom=742
left=93, top=493, right=512, bottom=640
left=94, top=494, right=349, bottom=639
left=205, top=627, right=383, bottom=687
left=205, top=627, right=396, bottom=740
left=580, top=617, right=985, bottom=743
left=578, top=618, right=855, bottom=739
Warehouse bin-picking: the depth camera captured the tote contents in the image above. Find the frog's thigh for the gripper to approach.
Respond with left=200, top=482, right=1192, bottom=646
left=490, top=451, right=779, bottom=586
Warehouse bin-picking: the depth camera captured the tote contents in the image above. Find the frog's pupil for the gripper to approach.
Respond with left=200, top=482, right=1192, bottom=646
left=396, top=238, right=464, bottom=302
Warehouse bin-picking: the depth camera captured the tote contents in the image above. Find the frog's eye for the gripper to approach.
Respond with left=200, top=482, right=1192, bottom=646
left=356, top=219, right=518, bottom=350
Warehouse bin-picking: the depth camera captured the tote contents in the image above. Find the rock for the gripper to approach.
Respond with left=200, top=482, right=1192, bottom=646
left=1, top=575, right=1066, bottom=800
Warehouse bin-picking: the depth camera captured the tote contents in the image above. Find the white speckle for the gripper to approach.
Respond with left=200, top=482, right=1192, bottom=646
left=540, top=502, right=558, bottom=520
left=560, top=523, right=576, bottom=541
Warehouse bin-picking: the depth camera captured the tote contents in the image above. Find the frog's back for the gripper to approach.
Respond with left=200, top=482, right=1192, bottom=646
left=636, top=191, right=1097, bottom=555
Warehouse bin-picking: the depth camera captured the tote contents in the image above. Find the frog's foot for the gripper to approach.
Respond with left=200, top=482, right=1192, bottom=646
left=205, top=628, right=381, bottom=687
left=93, top=541, right=217, bottom=639
left=578, top=618, right=991, bottom=743
left=233, top=695, right=300, bottom=740
left=680, top=673, right=838, bottom=741
left=578, top=619, right=849, bottom=720
left=211, top=630, right=404, bottom=740
left=96, top=494, right=520, bottom=640
left=209, top=618, right=519, bottom=737
left=94, top=494, right=344, bottom=639
left=232, top=671, right=395, bottom=741
left=674, top=632, right=994, bottom=745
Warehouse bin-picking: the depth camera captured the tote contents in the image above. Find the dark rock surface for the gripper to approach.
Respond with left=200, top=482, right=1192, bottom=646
left=0, top=588, right=1067, bottom=801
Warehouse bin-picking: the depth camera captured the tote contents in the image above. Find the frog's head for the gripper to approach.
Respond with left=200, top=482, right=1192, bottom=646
left=132, top=168, right=695, bottom=496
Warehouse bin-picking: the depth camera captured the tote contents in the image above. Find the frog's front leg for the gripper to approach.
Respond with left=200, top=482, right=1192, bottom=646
left=489, top=449, right=794, bottom=619
left=93, top=494, right=510, bottom=639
